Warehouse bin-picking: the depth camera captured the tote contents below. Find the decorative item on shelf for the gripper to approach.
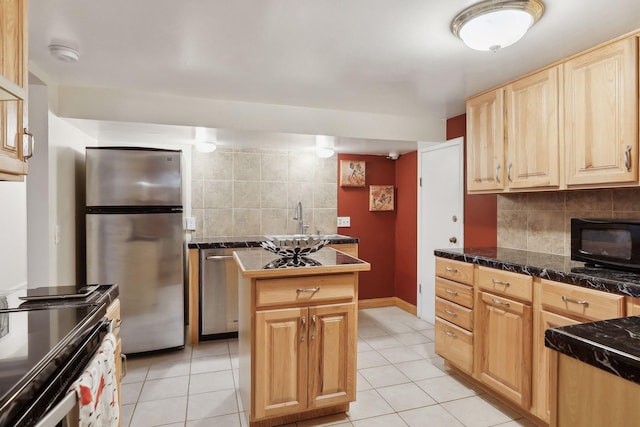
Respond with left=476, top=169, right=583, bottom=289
left=340, top=160, right=365, bottom=187
left=369, top=185, right=394, bottom=211
left=451, top=0, right=544, bottom=52
left=260, top=238, right=329, bottom=268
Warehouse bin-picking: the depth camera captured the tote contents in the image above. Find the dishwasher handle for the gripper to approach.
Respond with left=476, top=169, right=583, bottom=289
left=205, top=255, right=234, bottom=261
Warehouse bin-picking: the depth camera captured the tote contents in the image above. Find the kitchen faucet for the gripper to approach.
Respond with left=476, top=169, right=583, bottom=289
left=293, top=201, right=308, bottom=234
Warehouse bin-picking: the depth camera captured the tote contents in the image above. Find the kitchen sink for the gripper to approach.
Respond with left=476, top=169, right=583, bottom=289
left=264, top=234, right=350, bottom=247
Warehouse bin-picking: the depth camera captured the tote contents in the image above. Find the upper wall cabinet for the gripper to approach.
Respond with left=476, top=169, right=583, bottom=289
left=466, top=32, right=639, bottom=194
left=564, top=37, right=638, bottom=187
left=0, top=0, right=30, bottom=181
left=505, top=66, right=560, bottom=190
left=466, top=89, right=505, bottom=192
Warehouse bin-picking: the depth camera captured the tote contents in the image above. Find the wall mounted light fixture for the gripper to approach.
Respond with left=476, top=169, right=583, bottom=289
left=194, top=127, right=217, bottom=153
left=451, top=0, right=544, bottom=52
left=315, top=135, right=335, bottom=158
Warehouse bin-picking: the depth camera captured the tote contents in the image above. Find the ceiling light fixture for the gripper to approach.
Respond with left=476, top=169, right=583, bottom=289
left=451, top=0, right=544, bottom=52
left=194, top=127, right=217, bottom=153
left=48, top=44, right=80, bottom=62
left=315, top=135, right=335, bottom=158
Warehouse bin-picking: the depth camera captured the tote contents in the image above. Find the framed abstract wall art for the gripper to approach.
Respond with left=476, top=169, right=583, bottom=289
left=339, top=160, right=366, bottom=187
left=369, top=185, right=394, bottom=211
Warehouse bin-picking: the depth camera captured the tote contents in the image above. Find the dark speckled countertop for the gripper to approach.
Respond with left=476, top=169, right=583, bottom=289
left=435, top=247, right=640, bottom=385
left=188, top=234, right=359, bottom=249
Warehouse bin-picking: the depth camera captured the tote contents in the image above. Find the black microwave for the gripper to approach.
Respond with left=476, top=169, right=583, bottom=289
left=571, top=218, right=640, bottom=271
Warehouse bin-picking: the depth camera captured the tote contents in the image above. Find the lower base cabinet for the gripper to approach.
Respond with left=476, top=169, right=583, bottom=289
left=476, top=291, right=532, bottom=409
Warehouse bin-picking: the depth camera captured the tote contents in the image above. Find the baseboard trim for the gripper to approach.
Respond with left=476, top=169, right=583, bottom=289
left=358, top=297, right=417, bottom=316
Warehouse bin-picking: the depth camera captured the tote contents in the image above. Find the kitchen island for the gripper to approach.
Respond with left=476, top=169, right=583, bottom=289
left=233, top=247, right=370, bottom=427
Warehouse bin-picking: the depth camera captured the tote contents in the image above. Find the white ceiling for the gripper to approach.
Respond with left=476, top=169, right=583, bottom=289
left=29, top=0, right=640, bottom=154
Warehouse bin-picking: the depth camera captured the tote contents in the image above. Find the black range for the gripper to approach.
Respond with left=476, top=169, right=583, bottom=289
left=0, top=284, right=118, bottom=426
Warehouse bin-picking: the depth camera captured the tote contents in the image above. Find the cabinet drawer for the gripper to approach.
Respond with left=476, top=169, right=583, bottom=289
left=478, top=267, right=532, bottom=302
left=435, top=318, right=473, bottom=374
left=435, top=277, right=473, bottom=309
left=435, top=258, right=474, bottom=285
left=255, top=274, right=355, bottom=308
left=540, top=280, right=624, bottom=321
left=436, top=297, right=473, bottom=330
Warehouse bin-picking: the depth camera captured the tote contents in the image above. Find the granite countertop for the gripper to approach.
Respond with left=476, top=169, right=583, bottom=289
left=234, top=247, right=370, bottom=278
left=434, top=247, right=640, bottom=384
left=188, top=234, right=359, bottom=249
left=545, top=317, right=640, bottom=385
left=434, top=247, right=640, bottom=298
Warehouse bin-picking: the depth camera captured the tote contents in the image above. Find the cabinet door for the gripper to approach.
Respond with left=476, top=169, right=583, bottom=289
left=307, top=303, right=356, bottom=409
left=467, top=89, right=505, bottom=192
left=476, top=291, right=532, bottom=408
left=254, top=307, right=308, bottom=419
left=1, top=0, right=25, bottom=89
left=564, top=36, right=638, bottom=187
left=535, top=310, right=580, bottom=423
left=506, top=66, right=560, bottom=190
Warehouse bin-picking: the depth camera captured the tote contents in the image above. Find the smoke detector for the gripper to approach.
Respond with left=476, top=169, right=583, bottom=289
left=387, top=151, right=400, bottom=160
left=49, top=44, right=80, bottom=62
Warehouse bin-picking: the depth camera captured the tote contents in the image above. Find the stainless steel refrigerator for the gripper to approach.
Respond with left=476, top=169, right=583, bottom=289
left=85, top=147, right=184, bottom=354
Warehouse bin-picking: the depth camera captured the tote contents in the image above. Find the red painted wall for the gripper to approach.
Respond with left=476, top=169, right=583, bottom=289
left=338, top=154, right=396, bottom=300
left=394, top=151, right=418, bottom=306
left=447, top=114, right=498, bottom=247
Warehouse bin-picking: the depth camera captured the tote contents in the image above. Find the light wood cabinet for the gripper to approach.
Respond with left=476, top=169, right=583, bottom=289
left=0, top=0, right=30, bottom=181
left=505, top=66, right=560, bottom=190
left=476, top=291, right=532, bottom=408
left=564, top=36, right=638, bottom=187
left=466, top=89, right=505, bottom=192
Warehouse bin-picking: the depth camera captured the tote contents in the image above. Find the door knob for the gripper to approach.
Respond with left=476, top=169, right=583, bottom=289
left=449, top=237, right=457, bottom=244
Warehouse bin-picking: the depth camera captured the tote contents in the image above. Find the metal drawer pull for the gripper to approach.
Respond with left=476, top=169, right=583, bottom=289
left=121, top=354, right=128, bottom=379
left=301, top=316, right=307, bottom=342
left=444, top=308, right=458, bottom=317
left=311, top=315, right=317, bottom=340
left=445, top=267, right=459, bottom=273
left=562, top=295, right=590, bottom=307
left=491, top=298, right=510, bottom=307
left=495, top=164, right=501, bottom=184
left=206, top=255, right=234, bottom=260
left=444, top=330, right=457, bottom=338
left=297, top=287, right=320, bottom=293
left=445, top=289, right=459, bottom=296
left=625, top=145, right=632, bottom=172
left=491, top=279, right=510, bottom=287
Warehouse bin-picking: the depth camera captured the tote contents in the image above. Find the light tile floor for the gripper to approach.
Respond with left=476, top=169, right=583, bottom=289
left=121, top=306, right=537, bottom=427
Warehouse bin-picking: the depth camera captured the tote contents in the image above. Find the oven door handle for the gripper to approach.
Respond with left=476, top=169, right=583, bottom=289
left=34, top=392, right=77, bottom=427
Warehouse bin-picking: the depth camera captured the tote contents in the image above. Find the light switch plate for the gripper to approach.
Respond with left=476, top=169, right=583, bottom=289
left=185, top=216, right=197, bottom=231
left=337, top=216, right=351, bottom=227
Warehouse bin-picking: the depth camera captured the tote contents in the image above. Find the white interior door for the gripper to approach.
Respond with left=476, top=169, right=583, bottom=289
left=417, top=138, right=464, bottom=323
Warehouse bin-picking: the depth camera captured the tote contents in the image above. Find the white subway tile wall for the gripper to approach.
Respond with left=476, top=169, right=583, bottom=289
left=192, top=148, right=338, bottom=237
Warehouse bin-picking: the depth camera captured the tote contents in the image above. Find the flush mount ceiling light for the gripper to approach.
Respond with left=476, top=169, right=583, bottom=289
left=194, top=127, right=217, bottom=153
left=451, top=0, right=544, bottom=52
left=48, top=44, right=80, bottom=62
left=315, top=135, right=335, bottom=158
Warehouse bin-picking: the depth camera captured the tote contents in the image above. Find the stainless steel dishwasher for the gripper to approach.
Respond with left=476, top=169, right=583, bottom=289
left=199, top=248, right=242, bottom=340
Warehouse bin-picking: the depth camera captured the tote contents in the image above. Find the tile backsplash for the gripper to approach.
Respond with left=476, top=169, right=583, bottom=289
left=497, top=188, right=640, bottom=256
left=191, top=148, right=337, bottom=237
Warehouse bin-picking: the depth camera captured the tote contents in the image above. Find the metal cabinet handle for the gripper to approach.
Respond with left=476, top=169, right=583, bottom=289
left=491, top=298, right=510, bottom=307
left=625, top=145, right=632, bottom=172
left=206, top=255, right=234, bottom=260
left=444, top=330, right=457, bottom=338
left=449, top=237, right=457, bottom=244
left=444, top=308, right=458, bottom=317
left=23, top=128, right=34, bottom=160
left=445, top=267, right=459, bottom=273
left=445, top=289, right=459, bottom=296
left=507, top=162, right=513, bottom=183
left=121, top=353, right=128, bottom=379
left=495, top=164, right=501, bottom=184
left=311, top=315, right=317, bottom=340
left=301, top=316, right=307, bottom=342
left=562, top=295, right=589, bottom=307
left=491, top=279, right=510, bottom=287
left=297, top=287, right=320, bottom=293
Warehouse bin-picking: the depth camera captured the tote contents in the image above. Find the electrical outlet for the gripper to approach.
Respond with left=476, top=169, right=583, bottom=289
left=337, top=216, right=351, bottom=227
left=185, top=217, right=197, bottom=231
